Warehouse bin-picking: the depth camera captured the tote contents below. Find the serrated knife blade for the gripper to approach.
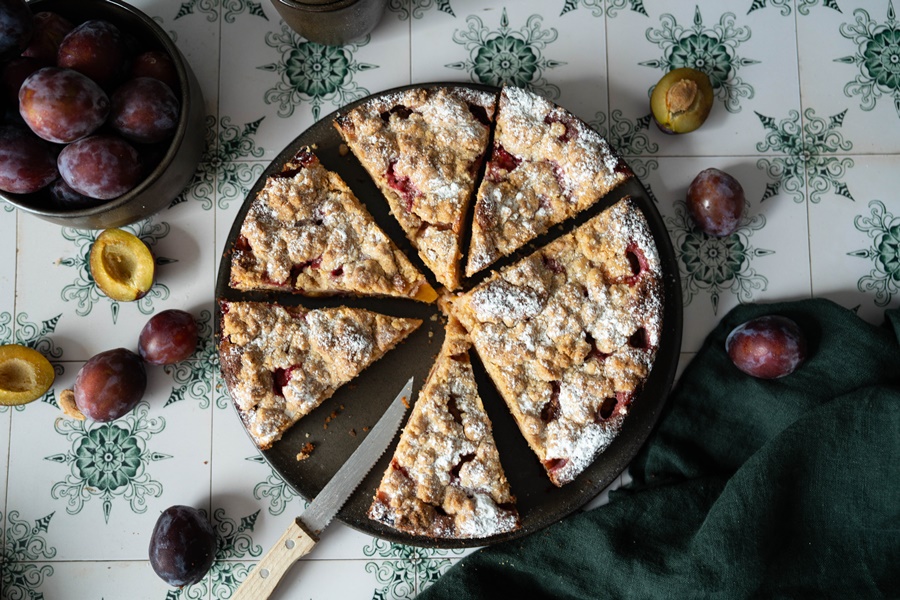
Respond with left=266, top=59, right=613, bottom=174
left=232, top=377, right=413, bottom=600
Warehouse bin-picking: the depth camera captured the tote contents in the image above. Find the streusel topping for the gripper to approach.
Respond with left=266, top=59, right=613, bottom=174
left=335, top=87, right=497, bottom=289
left=369, top=317, right=519, bottom=538
left=230, top=149, right=435, bottom=303
left=466, top=86, right=632, bottom=277
left=220, top=300, right=421, bottom=449
left=449, top=198, right=662, bottom=486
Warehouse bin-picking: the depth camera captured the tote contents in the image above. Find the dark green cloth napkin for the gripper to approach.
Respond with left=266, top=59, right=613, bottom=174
left=419, top=299, right=900, bottom=599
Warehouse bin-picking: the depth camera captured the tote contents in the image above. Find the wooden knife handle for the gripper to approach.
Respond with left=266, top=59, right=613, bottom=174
left=232, top=518, right=317, bottom=600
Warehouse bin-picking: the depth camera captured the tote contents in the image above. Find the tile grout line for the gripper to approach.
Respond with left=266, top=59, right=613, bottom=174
left=793, top=0, right=815, bottom=299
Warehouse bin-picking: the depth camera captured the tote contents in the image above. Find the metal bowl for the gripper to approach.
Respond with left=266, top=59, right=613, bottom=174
left=0, top=0, right=205, bottom=229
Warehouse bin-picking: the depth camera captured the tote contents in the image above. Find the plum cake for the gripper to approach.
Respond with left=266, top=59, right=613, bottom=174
left=369, top=316, right=519, bottom=538
left=448, top=197, right=662, bottom=486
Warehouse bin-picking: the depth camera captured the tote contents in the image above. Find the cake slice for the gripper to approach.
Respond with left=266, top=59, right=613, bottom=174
left=466, top=86, right=632, bottom=277
left=334, top=87, right=497, bottom=290
left=448, top=198, right=663, bottom=486
left=230, top=148, right=437, bottom=303
left=369, top=316, right=519, bottom=538
left=219, top=300, right=421, bottom=449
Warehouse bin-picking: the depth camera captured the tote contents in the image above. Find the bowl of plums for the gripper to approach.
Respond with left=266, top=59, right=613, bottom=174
left=0, top=0, right=205, bottom=229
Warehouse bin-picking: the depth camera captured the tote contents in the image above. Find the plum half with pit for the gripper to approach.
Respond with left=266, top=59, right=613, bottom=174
left=110, top=77, right=179, bottom=144
left=19, top=67, right=109, bottom=143
left=726, top=315, right=808, bottom=379
left=149, top=505, right=216, bottom=587
left=58, top=134, right=142, bottom=199
left=0, top=124, right=58, bottom=194
left=89, top=228, right=156, bottom=302
left=73, top=348, right=147, bottom=421
left=0, top=344, right=55, bottom=407
left=686, top=168, right=746, bottom=238
left=651, top=67, right=713, bottom=134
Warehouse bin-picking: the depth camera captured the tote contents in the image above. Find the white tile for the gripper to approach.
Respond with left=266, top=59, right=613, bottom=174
left=809, top=155, right=900, bottom=324
left=798, top=0, right=900, bottom=154
left=12, top=560, right=195, bottom=600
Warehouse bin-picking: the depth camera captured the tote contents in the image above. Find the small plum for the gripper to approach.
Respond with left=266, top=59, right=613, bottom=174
left=139, top=310, right=199, bottom=365
left=110, top=77, right=179, bottom=144
left=0, top=0, right=33, bottom=61
left=19, top=66, right=109, bottom=143
left=726, top=315, right=808, bottom=379
left=0, top=125, right=58, bottom=194
left=131, top=50, right=179, bottom=92
left=48, top=178, right=105, bottom=210
left=686, top=168, right=746, bottom=237
left=73, top=348, right=147, bottom=421
left=58, top=135, right=142, bottom=199
left=57, top=20, right=129, bottom=88
left=22, top=11, right=74, bottom=62
left=149, top=505, right=216, bottom=587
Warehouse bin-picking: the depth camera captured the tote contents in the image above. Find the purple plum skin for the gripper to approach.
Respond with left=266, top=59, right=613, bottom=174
left=726, top=315, right=808, bottom=380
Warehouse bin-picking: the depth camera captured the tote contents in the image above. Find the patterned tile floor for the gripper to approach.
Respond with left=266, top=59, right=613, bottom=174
left=2, top=0, right=900, bottom=598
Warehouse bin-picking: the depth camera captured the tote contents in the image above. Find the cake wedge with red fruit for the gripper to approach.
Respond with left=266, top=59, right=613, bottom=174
left=219, top=300, right=421, bottom=449
left=334, top=87, right=497, bottom=290
left=229, top=148, right=437, bottom=303
left=369, top=315, right=519, bottom=538
left=447, top=197, right=663, bottom=486
left=465, top=85, right=632, bottom=278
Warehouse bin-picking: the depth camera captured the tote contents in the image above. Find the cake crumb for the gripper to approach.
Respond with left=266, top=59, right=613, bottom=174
left=402, top=395, right=410, bottom=409
left=323, top=406, right=344, bottom=429
left=363, top=426, right=370, bottom=432
left=296, top=442, right=315, bottom=461
left=349, top=428, right=357, bottom=437
left=339, top=143, right=349, bottom=156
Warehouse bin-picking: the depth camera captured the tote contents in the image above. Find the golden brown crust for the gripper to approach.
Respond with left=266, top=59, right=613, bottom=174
left=230, top=149, right=436, bottom=303
left=449, top=198, right=662, bottom=486
left=368, top=317, right=519, bottom=538
left=219, top=300, right=421, bottom=449
left=466, top=86, right=632, bottom=277
left=334, top=87, right=497, bottom=290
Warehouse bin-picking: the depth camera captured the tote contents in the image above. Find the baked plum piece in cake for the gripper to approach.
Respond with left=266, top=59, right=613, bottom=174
left=449, top=198, right=663, bottom=486
left=230, top=148, right=436, bottom=303
left=334, top=87, right=497, bottom=290
left=466, top=85, right=632, bottom=277
left=369, top=316, right=519, bottom=538
left=219, top=300, right=421, bottom=449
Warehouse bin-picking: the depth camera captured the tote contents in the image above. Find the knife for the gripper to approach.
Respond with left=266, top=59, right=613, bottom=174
left=232, top=376, right=413, bottom=600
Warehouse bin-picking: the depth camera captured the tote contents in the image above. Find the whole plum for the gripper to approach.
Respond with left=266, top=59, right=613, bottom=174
left=139, top=310, right=199, bottom=365
left=0, top=125, right=58, bottom=194
left=110, top=77, right=179, bottom=144
left=2, top=57, right=47, bottom=106
left=131, top=50, right=179, bottom=92
left=48, top=178, right=104, bottom=209
left=22, top=11, right=73, bottom=62
left=73, top=348, right=147, bottom=421
left=725, top=315, right=808, bottom=379
left=149, top=505, right=217, bottom=587
left=0, top=0, right=33, bottom=61
left=57, top=20, right=129, bottom=88
left=686, top=168, right=746, bottom=237
left=58, top=135, right=142, bottom=200
left=19, top=66, right=109, bottom=143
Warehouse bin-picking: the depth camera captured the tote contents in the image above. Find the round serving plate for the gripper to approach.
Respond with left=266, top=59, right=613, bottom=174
left=215, top=82, right=683, bottom=549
